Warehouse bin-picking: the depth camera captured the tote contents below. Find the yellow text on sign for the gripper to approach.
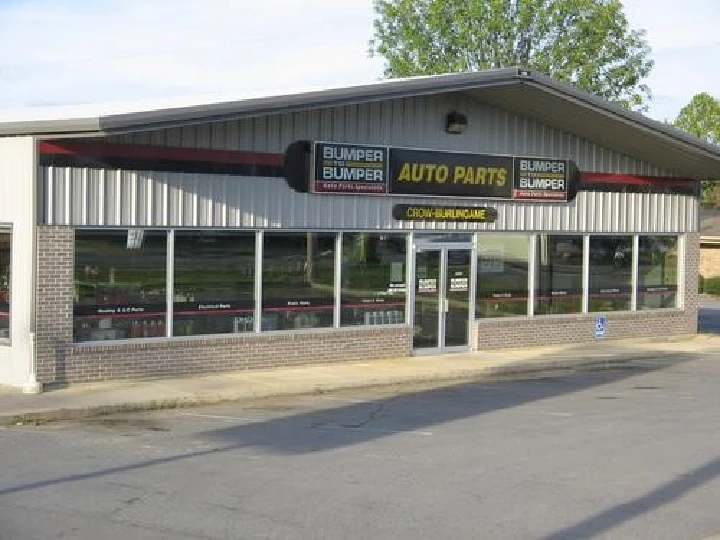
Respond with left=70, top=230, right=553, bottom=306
left=396, top=163, right=507, bottom=185
left=452, top=166, right=507, bottom=185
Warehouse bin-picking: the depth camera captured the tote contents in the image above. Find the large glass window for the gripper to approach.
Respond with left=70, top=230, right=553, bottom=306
left=589, top=236, right=633, bottom=312
left=173, top=231, right=255, bottom=337
left=476, top=234, right=530, bottom=317
left=0, top=230, right=10, bottom=340
left=341, top=233, right=406, bottom=326
left=638, top=236, right=678, bottom=309
left=262, top=232, right=335, bottom=330
left=74, top=230, right=167, bottom=342
left=535, top=235, right=583, bottom=315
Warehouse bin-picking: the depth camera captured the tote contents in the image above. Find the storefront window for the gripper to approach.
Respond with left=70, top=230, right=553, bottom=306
left=476, top=234, right=530, bottom=318
left=638, top=236, right=678, bottom=309
left=589, top=236, right=633, bottom=312
left=74, top=230, right=167, bottom=342
left=262, top=232, right=335, bottom=330
left=0, top=230, right=10, bottom=341
left=535, top=235, right=584, bottom=315
left=341, top=233, right=406, bottom=326
left=173, top=231, right=255, bottom=336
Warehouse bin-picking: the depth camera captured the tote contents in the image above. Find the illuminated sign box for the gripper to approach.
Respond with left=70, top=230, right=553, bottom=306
left=312, top=142, right=389, bottom=195
left=284, top=140, right=578, bottom=202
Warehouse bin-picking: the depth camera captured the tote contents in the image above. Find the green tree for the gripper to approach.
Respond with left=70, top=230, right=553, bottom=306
left=674, top=93, right=720, bottom=206
left=369, top=0, right=654, bottom=110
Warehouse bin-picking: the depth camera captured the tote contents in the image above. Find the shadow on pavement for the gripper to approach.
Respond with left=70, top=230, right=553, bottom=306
left=0, top=350, right=700, bottom=530
left=196, top=351, right=690, bottom=455
left=541, top=453, right=720, bottom=540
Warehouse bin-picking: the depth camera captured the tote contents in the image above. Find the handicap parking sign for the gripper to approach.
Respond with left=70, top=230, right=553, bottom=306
left=595, top=315, right=607, bottom=338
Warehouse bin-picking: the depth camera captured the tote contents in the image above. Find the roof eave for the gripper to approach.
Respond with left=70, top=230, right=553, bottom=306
left=0, top=117, right=102, bottom=137
left=526, top=72, right=720, bottom=163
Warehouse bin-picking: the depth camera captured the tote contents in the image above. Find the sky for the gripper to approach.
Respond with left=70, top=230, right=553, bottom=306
left=0, top=0, right=718, bottom=122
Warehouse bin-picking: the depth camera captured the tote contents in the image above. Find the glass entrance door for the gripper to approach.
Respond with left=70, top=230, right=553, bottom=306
left=444, top=249, right=471, bottom=347
left=413, top=248, right=471, bottom=351
left=413, top=250, right=441, bottom=349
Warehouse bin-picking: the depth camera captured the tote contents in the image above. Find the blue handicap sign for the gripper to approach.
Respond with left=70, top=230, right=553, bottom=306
left=595, top=315, right=607, bottom=338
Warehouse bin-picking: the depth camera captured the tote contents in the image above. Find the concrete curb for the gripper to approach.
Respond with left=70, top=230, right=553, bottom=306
left=0, top=351, right=667, bottom=427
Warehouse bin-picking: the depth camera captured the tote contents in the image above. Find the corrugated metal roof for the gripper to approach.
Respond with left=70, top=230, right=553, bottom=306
left=1, top=67, right=720, bottom=178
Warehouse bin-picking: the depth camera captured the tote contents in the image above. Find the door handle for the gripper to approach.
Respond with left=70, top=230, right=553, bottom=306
left=443, top=298, right=449, bottom=313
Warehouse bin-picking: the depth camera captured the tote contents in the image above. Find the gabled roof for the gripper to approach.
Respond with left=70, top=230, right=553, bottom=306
left=1, top=67, right=720, bottom=178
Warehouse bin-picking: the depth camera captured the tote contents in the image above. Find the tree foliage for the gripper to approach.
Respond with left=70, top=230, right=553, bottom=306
left=674, top=93, right=720, bottom=145
left=369, top=0, right=654, bottom=110
left=674, top=93, right=720, bottom=206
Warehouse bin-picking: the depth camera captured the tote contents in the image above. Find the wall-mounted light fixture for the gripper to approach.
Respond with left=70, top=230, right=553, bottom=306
left=445, top=111, right=467, bottom=135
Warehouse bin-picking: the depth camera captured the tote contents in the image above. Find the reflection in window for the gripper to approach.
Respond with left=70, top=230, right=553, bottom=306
left=73, top=230, right=167, bottom=342
left=262, top=233, right=335, bottom=330
left=589, top=236, right=633, bottom=312
left=535, top=235, right=583, bottom=315
left=173, top=232, right=255, bottom=337
left=341, top=233, right=406, bottom=326
left=0, top=230, right=10, bottom=340
left=638, top=236, right=678, bottom=309
left=476, top=234, right=529, bottom=318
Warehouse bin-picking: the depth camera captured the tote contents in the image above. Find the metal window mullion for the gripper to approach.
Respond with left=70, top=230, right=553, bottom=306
left=468, top=233, right=477, bottom=324
left=582, top=235, right=590, bottom=313
left=678, top=234, right=685, bottom=310
left=254, top=230, right=263, bottom=333
left=631, top=235, right=639, bottom=311
left=439, top=248, right=447, bottom=349
left=468, top=233, right=478, bottom=350
left=334, top=233, right=342, bottom=328
left=528, top=234, right=537, bottom=316
left=406, top=232, right=414, bottom=326
left=166, top=230, right=174, bottom=337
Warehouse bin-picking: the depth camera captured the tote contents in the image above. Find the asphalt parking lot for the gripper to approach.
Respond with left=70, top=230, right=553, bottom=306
left=2, top=349, right=720, bottom=540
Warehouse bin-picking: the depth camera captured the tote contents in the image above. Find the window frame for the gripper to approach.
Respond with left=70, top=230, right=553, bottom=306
left=474, top=232, right=532, bottom=319
left=0, top=226, right=11, bottom=345
left=69, top=227, right=686, bottom=344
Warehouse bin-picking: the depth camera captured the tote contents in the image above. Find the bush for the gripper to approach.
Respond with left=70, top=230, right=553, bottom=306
left=703, top=276, right=720, bottom=296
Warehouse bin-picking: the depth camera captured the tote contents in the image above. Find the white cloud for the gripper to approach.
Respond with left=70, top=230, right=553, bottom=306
left=0, top=0, right=385, bottom=109
left=623, top=0, right=720, bottom=120
left=623, top=0, right=720, bottom=50
left=0, top=0, right=718, bottom=123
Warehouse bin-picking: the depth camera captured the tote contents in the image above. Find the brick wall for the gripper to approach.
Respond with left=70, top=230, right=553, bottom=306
left=63, top=326, right=411, bottom=384
left=476, top=233, right=700, bottom=349
left=36, top=226, right=74, bottom=383
left=36, top=226, right=700, bottom=384
left=475, top=309, right=694, bottom=349
left=35, top=226, right=411, bottom=385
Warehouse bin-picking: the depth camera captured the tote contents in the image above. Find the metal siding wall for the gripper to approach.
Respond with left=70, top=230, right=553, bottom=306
left=42, top=168, right=696, bottom=233
left=0, top=136, right=36, bottom=386
left=45, top=94, right=698, bottom=232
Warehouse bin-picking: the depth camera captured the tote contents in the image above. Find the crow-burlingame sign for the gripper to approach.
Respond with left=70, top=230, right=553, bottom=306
left=284, top=140, right=578, bottom=202
left=392, top=205, right=498, bottom=223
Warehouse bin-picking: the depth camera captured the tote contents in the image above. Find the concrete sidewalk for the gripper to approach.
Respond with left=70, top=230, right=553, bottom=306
left=1, top=333, right=719, bottom=425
